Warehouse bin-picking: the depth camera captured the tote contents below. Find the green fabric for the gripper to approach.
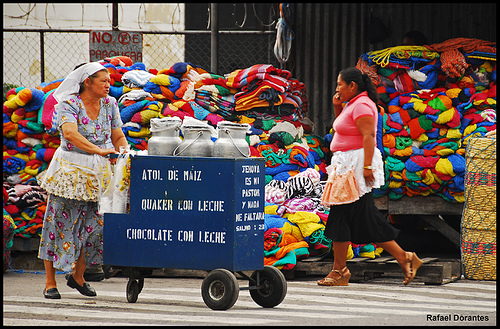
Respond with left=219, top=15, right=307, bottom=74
left=386, top=156, right=406, bottom=171
left=418, top=115, right=434, bottom=131
left=428, top=97, right=448, bottom=112
left=261, top=119, right=277, bottom=131
left=272, top=131, right=295, bottom=146
left=308, top=229, right=332, bottom=248
left=395, top=136, right=412, bottom=149
left=404, top=170, right=422, bottom=182
left=24, top=121, right=45, bottom=133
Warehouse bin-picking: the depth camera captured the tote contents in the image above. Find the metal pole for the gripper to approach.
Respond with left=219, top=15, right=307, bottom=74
left=112, top=3, right=119, bottom=31
left=40, top=32, right=45, bottom=83
left=210, top=3, right=218, bottom=74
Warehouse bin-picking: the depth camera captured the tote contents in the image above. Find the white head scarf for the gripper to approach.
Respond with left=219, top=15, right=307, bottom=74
left=53, top=62, right=106, bottom=102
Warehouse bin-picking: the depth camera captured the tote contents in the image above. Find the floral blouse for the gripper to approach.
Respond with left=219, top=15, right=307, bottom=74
left=58, top=94, right=123, bottom=153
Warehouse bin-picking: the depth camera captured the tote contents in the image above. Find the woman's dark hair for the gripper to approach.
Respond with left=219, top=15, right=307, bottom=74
left=339, top=67, right=379, bottom=104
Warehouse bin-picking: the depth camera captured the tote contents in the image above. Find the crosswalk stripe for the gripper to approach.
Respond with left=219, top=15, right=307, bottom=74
left=4, top=282, right=495, bottom=319
left=3, top=304, right=284, bottom=325
left=4, top=279, right=496, bottom=325
left=3, top=294, right=365, bottom=319
left=286, top=286, right=496, bottom=307
left=2, top=318, right=143, bottom=327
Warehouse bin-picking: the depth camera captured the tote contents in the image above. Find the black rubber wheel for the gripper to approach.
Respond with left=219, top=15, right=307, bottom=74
left=249, top=265, right=287, bottom=308
left=201, top=269, right=239, bottom=310
left=126, top=279, right=139, bottom=303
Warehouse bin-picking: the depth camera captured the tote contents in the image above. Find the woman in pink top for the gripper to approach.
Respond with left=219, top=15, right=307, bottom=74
left=318, top=68, right=422, bottom=286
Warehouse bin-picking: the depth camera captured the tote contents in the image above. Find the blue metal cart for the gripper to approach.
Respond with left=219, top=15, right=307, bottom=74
left=103, top=155, right=287, bottom=310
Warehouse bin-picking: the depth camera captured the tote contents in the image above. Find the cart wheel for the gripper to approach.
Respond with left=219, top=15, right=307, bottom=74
left=126, top=279, right=140, bottom=303
left=201, top=269, right=239, bottom=310
left=249, top=265, right=287, bottom=308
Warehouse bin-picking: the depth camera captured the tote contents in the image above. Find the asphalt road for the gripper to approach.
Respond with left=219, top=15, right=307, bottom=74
left=3, top=270, right=496, bottom=326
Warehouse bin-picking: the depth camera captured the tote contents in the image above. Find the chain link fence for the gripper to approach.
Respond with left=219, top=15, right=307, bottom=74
left=3, top=29, right=278, bottom=89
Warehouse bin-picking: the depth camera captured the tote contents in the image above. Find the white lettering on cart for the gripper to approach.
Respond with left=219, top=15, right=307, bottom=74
left=236, top=225, right=251, bottom=232
left=198, top=200, right=225, bottom=212
left=241, top=189, right=260, bottom=197
left=141, top=169, right=163, bottom=180
left=241, top=165, right=260, bottom=173
left=247, top=200, right=259, bottom=208
left=240, top=200, right=260, bottom=209
left=198, top=231, right=226, bottom=244
left=178, top=199, right=194, bottom=211
left=167, top=170, right=179, bottom=180
left=183, top=170, right=202, bottom=181
left=244, top=176, right=260, bottom=186
left=178, top=230, right=194, bottom=242
left=141, top=198, right=173, bottom=211
left=234, top=212, right=264, bottom=223
left=235, top=213, right=242, bottom=222
left=127, top=228, right=173, bottom=241
left=244, top=212, right=264, bottom=221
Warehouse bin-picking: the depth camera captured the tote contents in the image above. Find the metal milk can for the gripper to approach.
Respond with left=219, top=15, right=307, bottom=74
left=213, top=121, right=250, bottom=158
left=148, top=117, right=182, bottom=156
left=173, top=124, right=214, bottom=157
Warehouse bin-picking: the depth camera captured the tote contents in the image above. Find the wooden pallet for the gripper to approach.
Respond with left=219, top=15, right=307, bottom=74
left=285, top=256, right=461, bottom=285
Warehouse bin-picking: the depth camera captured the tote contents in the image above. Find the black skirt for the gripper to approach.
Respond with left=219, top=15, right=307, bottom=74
left=324, top=192, right=400, bottom=244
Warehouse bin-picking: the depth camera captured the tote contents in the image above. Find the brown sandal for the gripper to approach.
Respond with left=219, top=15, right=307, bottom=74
left=317, top=267, right=351, bottom=286
left=403, top=252, right=423, bottom=285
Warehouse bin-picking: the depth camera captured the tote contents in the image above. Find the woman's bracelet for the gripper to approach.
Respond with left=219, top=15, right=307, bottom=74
left=363, top=165, right=373, bottom=170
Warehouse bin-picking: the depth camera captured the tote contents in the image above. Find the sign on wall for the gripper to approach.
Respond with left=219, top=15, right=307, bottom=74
left=89, top=30, right=142, bottom=63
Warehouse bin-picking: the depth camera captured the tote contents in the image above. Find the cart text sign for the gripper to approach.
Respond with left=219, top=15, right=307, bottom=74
left=89, top=30, right=142, bottom=62
left=103, top=156, right=265, bottom=271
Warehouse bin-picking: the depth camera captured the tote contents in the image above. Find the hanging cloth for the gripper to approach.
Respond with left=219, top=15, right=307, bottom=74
left=274, top=3, right=294, bottom=68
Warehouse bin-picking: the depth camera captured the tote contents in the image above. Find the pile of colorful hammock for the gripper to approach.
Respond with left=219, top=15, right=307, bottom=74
left=3, top=85, right=59, bottom=240
left=3, top=56, right=335, bottom=269
left=355, top=38, right=496, bottom=202
left=4, top=35, right=495, bottom=268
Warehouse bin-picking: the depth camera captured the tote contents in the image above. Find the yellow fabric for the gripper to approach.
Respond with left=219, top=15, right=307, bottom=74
left=286, top=211, right=324, bottom=238
left=331, top=244, right=354, bottom=260
left=265, top=204, right=280, bottom=215
left=433, top=107, right=456, bottom=125
left=435, top=158, right=456, bottom=177
left=150, top=74, right=175, bottom=86
left=446, top=128, right=462, bottom=140
left=128, top=126, right=151, bottom=138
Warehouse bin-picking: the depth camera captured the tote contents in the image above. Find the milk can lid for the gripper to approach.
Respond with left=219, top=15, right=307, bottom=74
left=217, top=121, right=250, bottom=130
left=150, top=117, right=182, bottom=132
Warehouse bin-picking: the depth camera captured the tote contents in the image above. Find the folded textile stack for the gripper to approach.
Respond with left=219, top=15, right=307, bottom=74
left=263, top=168, right=381, bottom=267
left=0, top=57, right=368, bottom=268
left=356, top=38, right=496, bottom=202
left=3, top=187, right=16, bottom=272
left=3, top=86, right=60, bottom=188
left=105, top=58, right=159, bottom=150
left=2, top=183, right=47, bottom=239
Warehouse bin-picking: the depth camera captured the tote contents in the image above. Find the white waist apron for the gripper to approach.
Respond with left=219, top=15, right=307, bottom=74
left=321, top=148, right=385, bottom=206
left=39, top=148, right=112, bottom=202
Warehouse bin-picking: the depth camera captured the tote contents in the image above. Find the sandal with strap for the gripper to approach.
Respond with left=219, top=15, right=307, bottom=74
left=403, top=252, right=423, bottom=285
left=317, top=267, right=351, bottom=286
